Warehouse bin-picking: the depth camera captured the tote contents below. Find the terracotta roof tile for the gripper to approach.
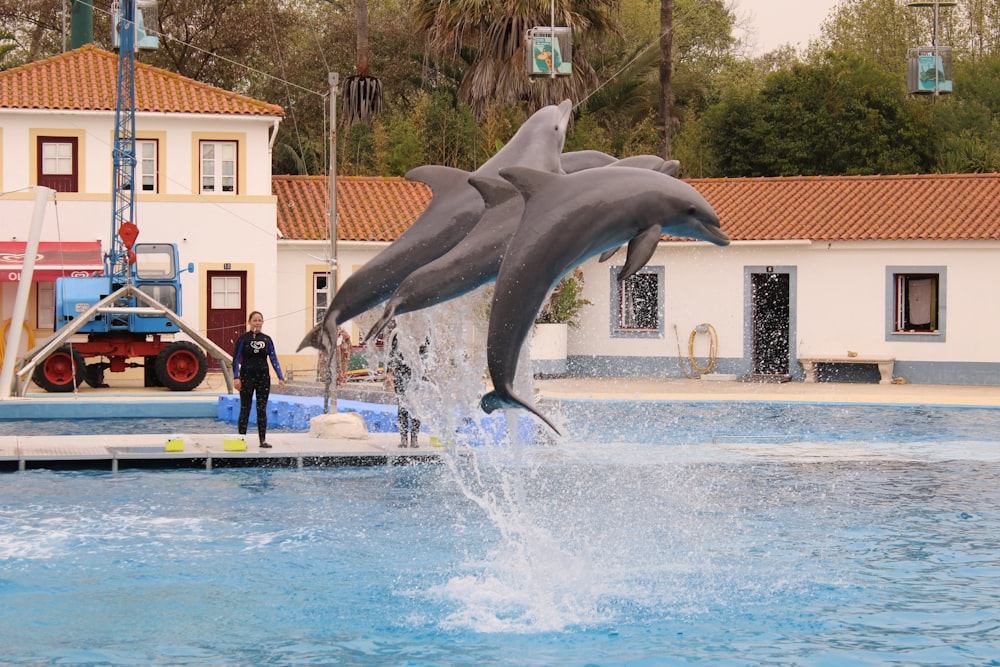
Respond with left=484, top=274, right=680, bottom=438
left=694, top=173, right=1000, bottom=241
left=273, top=175, right=431, bottom=241
left=274, top=172, right=1000, bottom=243
left=0, top=44, right=283, bottom=116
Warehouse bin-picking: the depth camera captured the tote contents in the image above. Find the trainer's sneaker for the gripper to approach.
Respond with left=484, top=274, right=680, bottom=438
left=259, top=442, right=272, bottom=449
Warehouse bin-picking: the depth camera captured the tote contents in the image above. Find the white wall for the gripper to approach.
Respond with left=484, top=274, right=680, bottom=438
left=1, top=108, right=281, bottom=354
left=570, top=238, right=1000, bottom=378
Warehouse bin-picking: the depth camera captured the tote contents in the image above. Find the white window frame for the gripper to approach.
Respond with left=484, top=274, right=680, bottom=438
left=611, top=265, right=664, bottom=339
left=211, top=275, right=243, bottom=309
left=41, top=141, right=74, bottom=175
left=136, top=139, right=158, bottom=192
left=885, top=266, right=946, bottom=342
left=200, top=140, right=237, bottom=194
left=313, top=272, right=330, bottom=325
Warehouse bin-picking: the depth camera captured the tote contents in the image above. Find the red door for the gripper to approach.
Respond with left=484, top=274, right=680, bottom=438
left=206, top=271, right=246, bottom=369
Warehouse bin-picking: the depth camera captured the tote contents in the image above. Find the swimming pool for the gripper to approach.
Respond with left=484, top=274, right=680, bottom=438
left=2, top=401, right=999, bottom=665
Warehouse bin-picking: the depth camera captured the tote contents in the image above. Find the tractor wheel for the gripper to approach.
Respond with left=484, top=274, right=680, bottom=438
left=155, top=341, right=208, bottom=391
left=32, top=345, right=86, bottom=393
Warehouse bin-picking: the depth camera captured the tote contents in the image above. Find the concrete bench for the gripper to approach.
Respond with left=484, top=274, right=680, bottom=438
left=799, top=356, right=895, bottom=385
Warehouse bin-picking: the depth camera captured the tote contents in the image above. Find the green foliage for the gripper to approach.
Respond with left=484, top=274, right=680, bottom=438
left=536, top=276, right=591, bottom=328
left=701, top=53, right=939, bottom=176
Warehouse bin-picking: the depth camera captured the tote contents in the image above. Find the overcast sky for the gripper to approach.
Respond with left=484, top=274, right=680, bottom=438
left=732, top=0, right=842, bottom=54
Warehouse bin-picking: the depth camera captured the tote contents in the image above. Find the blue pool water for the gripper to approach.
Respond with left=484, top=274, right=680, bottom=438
left=2, top=401, right=1000, bottom=665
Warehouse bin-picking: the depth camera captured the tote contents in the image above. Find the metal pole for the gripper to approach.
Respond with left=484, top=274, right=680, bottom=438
left=326, top=72, right=340, bottom=414
left=0, top=186, right=54, bottom=399
left=932, top=0, right=940, bottom=95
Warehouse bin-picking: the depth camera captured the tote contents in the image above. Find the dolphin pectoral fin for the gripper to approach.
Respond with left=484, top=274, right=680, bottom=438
left=598, top=247, right=621, bottom=263
left=617, top=227, right=662, bottom=282
left=481, top=390, right=562, bottom=436
left=365, top=304, right=396, bottom=345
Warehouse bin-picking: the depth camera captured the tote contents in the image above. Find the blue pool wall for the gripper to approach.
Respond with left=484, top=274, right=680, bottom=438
left=217, top=395, right=535, bottom=445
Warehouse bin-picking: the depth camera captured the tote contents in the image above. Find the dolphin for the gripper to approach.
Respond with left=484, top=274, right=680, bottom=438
left=298, top=99, right=574, bottom=353
left=480, top=166, right=730, bottom=433
left=362, top=159, right=684, bottom=343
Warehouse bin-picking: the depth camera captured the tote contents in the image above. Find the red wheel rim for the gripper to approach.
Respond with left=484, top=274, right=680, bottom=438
left=42, top=353, right=76, bottom=385
left=165, top=350, right=198, bottom=381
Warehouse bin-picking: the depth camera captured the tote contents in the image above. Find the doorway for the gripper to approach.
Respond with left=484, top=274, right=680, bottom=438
left=750, top=269, right=791, bottom=377
left=206, top=271, right=246, bottom=369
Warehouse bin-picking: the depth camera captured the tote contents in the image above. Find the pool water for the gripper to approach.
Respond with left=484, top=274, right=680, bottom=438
left=1, top=401, right=999, bottom=665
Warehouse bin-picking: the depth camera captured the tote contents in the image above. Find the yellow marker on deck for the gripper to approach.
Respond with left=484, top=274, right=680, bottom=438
left=223, top=435, right=247, bottom=452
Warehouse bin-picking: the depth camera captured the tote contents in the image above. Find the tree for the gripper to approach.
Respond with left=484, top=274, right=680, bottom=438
left=413, top=0, right=619, bottom=118
left=702, top=52, right=939, bottom=177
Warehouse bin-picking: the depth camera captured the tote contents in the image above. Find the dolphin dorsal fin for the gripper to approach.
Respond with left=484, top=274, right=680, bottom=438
left=405, top=165, right=472, bottom=197
left=468, top=176, right=520, bottom=209
left=498, top=167, right=562, bottom=203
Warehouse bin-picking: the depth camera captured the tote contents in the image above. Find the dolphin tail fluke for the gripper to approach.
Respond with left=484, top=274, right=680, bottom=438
left=480, top=390, right=562, bottom=436
left=364, top=304, right=396, bottom=345
left=297, top=323, right=325, bottom=352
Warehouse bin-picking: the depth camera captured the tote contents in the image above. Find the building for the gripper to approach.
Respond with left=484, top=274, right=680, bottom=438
left=276, top=173, right=1000, bottom=385
left=0, top=45, right=284, bottom=371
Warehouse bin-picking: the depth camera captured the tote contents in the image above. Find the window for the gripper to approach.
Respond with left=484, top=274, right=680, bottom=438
left=200, top=140, right=237, bottom=194
left=136, top=139, right=158, bottom=192
left=611, top=266, right=664, bottom=338
left=886, top=267, right=946, bottom=342
left=37, top=282, right=55, bottom=330
left=37, top=137, right=78, bottom=192
left=313, top=273, right=330, bottom=325
left=211, top=275, right=243, bottom=309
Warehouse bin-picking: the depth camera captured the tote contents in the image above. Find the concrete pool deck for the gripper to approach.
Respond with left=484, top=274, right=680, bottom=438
left=2, top=373, right=999, bottom=471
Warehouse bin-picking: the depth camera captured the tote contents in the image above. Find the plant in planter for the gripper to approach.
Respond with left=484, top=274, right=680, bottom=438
left=535, top=269, right=592, bottom=328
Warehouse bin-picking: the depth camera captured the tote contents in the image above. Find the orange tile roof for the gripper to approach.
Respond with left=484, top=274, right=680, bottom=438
left=273, top=175, right=431, bottom=241
left=693, top=173, right=1000, bottom=241
left=0, top=44, right=283, bottom=117
left=275, top=171, right=1000, bottom=243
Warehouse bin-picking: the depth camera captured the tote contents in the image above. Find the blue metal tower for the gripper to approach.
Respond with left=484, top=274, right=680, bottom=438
left=110, top=0, right=138, bottom=289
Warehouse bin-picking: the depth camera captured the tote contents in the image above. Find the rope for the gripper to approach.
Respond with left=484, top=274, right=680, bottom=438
left=673, top=323, right=718, bottom=378
left=0, top=318, right=37, bottom=367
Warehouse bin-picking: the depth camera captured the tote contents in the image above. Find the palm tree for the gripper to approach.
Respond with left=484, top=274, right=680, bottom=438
left=414, top=0, right=620, bottom=118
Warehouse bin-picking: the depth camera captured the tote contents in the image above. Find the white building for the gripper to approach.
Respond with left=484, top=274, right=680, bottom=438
left=0, top=45, right=283, bottom=373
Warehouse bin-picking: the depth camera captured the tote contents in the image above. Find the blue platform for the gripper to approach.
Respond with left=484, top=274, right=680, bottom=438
left=217, top=394, right=536, bottom=445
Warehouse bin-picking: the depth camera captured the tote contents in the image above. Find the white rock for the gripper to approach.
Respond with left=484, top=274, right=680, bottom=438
left=308, top=412, right=370, bottom=439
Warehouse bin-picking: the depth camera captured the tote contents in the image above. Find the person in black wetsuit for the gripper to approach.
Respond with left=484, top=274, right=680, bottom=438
left=233, top=311, right=286, bottom=449
left=386, top=331, right=426, bottom=448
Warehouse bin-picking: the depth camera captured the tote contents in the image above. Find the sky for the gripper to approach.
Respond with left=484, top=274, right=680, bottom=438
left=733, top=0, right=843, bottom=54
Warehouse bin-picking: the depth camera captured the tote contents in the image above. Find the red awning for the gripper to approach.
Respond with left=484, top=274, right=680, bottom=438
left=0, top=241, right=104, bottom=282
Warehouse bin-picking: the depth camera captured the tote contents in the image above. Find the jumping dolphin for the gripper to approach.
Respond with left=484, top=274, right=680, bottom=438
left=298, top=99, right=574, bottom=353
left=480, top=166, right=730, bottom=433
left=362, top=158, right=684, bottom=343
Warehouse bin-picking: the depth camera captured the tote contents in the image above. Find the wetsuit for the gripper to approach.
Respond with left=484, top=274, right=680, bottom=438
left=388, top=335, right=423, bottom=447
left=233, top=330, right=285, bottom=445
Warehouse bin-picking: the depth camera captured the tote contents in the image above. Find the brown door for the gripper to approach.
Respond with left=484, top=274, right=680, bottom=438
left=207, top=271, right=247, bottom=369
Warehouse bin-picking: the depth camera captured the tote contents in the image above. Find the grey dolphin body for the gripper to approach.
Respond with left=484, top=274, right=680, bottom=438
left=363, top=177, right=522, bottom=342
left=480, top=166, right=730, bottom=433
left=363, top=159, right=683, bottom=343
left=298, top=99, right=573, bottom=353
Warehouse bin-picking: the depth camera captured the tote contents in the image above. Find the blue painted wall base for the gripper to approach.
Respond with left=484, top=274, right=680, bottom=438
left=217, top=395, right=535, bottom=445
